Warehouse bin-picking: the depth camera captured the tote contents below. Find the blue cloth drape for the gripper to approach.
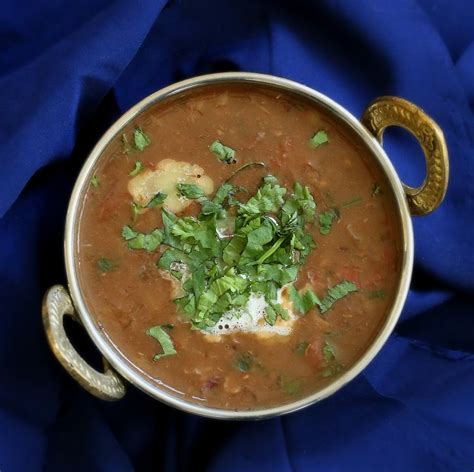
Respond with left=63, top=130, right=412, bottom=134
left=0, top=1, right=473, bottom=470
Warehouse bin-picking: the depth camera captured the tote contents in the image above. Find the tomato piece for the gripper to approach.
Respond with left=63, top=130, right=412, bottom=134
left=337, top=266, right=362, bottom=287
left=305, top=338, right=324, bottom=368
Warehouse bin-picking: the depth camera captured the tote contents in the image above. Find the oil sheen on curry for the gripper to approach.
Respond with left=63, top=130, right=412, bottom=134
left=78, top=84, right=401, bottom=410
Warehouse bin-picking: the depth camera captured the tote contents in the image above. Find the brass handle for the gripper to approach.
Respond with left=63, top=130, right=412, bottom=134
left=42, top=285, right=126, bottom=400
left=362, top=96, right=449, bottom=216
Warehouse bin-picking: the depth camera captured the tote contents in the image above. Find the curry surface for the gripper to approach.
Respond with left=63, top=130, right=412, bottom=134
left=77, top=84, right=401, bottom=410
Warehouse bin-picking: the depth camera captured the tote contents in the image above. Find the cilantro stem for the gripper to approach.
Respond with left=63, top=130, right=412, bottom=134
left=225, top=162, right=266, bottom=183
left=341, top=196, right=362, bottom=208
left=250, top=236, right=285, bottom=266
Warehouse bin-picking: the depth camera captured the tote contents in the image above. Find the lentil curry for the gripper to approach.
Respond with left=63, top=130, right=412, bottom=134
left=78, top=84, right=401, bottom=410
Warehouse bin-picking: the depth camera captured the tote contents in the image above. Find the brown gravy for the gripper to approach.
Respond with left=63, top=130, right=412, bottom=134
left=77, top=84, right=401, bottom=410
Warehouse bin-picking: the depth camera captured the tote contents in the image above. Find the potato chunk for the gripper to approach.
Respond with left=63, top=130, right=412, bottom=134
left=128, top=159, right=214, bottom=213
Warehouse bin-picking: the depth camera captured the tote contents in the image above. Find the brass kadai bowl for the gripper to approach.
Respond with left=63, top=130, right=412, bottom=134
left=42, top=73, right=449, bottom=419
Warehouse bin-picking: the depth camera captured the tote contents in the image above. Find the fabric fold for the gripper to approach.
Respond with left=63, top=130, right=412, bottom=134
left=0, top=0, right=166, bottom=217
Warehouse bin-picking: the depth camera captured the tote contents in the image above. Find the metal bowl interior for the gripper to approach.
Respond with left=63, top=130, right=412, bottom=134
left=65, top=72, right=414, bottom=419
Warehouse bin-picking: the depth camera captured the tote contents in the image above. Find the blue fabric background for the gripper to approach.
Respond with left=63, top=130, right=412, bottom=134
left=0, top=0, right=473, bottom=470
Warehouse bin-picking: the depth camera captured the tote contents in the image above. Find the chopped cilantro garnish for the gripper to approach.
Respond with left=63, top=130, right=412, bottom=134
left=320, top=339, right=343, bottom=377
left=264, top=302, right=288, bottom=326
left=146, top=192, right=167, bottom=208
left=319, top=209, right=338, bottom=235
left=319, top=281, right=357, bottom=313
left=122, top=175, right=318, bottom=333
left=129, top=161, right=144, bottom=176
left=122, top=127, right=151, bottom=154
left=130, top=193, right=167, bottom=217
left=323, top=341, right=335, bottom=362
left=321, top=364, right=343, bottom=378
left=209, top=140, right=236, bottom=163
left=289, top=286, right=321, bottom=314
left=226, top=162, right=265, bottom=183
left=90, top=175, right=99, bottom=187
left=278, top=376, right=301, bottom=395
left=235, top=352, right=254, bottom=372
left=121, top=225, right=163, bottom=252
left=96, top=258, right=116, bottom=272
left=295, top=341, right=309, bottom=355
left=122, top=226, right=137, bottom=240
left=367, top=289, right=385, bottom=299
left=309, top=130, right=329, bottom=148
left=372, top=183, right=382, bottom=196
left=177, top=183, right=206, bottom=200
left=289, top=280, right=357, bottom=315
left=146, top=325, right=177, bottom=360
left=134, top=127, right=151, bottom=151
left=238, top=177, right=286, bottom=217
left=342, top=196, right=363, bottom=208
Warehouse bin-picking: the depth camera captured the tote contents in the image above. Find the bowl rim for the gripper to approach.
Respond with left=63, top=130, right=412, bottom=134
left=65, top=72, right=414, bottom=419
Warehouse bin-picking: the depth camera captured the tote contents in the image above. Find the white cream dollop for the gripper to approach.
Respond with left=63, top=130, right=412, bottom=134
left=203, top=289, right=297, bottom=341
left=128, top=158, right=214, bottom=213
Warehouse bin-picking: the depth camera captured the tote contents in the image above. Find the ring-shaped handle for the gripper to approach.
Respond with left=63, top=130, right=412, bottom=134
left=362, top=96, right=449, bottom=215
left=42, top=285, right=126, bottom=400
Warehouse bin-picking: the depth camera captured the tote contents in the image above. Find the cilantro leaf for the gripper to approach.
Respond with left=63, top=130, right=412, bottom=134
left=146, top=325, right=177, bottom=360
left=96, top=258, right=117, bottom=272
left=283, top=183, right=316, bottom=223
left=278, top=376, right=301, bottom=395
left=196, top=290, right=219, bottom=319
left=214, top=183, right=235, bottom=204
left=321, top=364, right=343, bottom=378
left=319, top=209, right=338, bottom=235
left=289, top=285, right=304, bottom=313
left=223, top=236, right=246, bottom=265
left=257, top=264, right=298, bottom=285
left=160, top=208, right=185, bottom=249
left=323, top=341, right=335, bottom=362
left=128, top=229, right=163, bottom=252
left=367, top=289, right=385, bottom=299
left=174, top=293, right=196, bottom=316
left=272, top=302, right=289, bottom=321
left=157, top=248, right=190, bottom=270
left=235, top=352, right=253, bottom=372
left=129, top=161, right=144, bottom=176
left=194, top=223, right=218, bottom=250
left=209, top=140, right=236, bottom=163
left=134, top=127, right=151, bottom=151
left=342, top=196, right=362, bottom=208
left=303, top=289, right=321, bottom=312
left=171, top=217, right=199, bottom=239
left=177, top=183, right=206, bottom=200
left=121, top=225, right=138, bottom=241
left=289, top=285, right=321, bottom=314
left=209, top=268, right=248, bottom=296
left=372, top=183, right=382, bottom=196
left=264, top=304, right=277, bottom=325
left=319, top=280, right=357, bottom=313
left=238, top=179, right=286, bottom=217
left=90, top=175, right=99, bottom=187
left=247, top=223, right=275, bottom=247
left=146, top=192, right=167, bottom=208
left=309, top=130, right=329, bottom=148
left=200, top=200, right=222, bottom=215
left=295, top=341, right=309, bottom=355
left=263, top=301, right=289, bottom=326
left=122, top=225, right=163, bottom=252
